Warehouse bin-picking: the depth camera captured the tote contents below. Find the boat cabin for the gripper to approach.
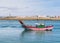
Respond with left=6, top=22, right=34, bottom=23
left=36, top=23, right=45, bottom=28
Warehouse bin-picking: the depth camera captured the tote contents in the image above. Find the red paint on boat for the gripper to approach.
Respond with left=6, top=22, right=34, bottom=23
left=24, top=25, right=53, bottom=31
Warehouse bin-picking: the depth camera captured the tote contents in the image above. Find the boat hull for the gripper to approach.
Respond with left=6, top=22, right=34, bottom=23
left=24, top=25, right=53, bottom=31
left=18, top=20, right=53, bottom=31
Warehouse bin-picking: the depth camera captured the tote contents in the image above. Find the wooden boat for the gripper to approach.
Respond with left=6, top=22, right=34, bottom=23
left=19, top=20, right=53, bottom=31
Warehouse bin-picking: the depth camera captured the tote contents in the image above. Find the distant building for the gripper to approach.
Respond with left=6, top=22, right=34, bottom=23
left=35, top=15, right=47, bottom=18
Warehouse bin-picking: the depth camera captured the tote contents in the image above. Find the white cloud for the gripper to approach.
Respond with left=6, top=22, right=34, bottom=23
left=0, top=0, right=60, bottom=16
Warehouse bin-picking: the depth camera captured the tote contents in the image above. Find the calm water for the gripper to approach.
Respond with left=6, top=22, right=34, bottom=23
left=0, top=20, right=60, bottom=43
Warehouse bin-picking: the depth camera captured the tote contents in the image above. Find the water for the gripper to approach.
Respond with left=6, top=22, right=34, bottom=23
left=0, top=20, right=60, bottom=43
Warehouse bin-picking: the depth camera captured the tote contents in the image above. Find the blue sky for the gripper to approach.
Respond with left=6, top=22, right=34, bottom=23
left=0, top=0, right=60, bottom=16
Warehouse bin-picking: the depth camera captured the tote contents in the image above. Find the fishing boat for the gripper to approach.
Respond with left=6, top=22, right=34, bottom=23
left=19, top=20, right=53, bottom=31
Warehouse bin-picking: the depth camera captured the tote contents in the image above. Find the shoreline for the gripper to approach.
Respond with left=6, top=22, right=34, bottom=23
left=0, top=17, right=60, bottom=20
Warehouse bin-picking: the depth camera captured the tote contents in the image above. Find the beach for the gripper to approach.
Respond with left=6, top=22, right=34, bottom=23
left=0, top=16, right=60, bottom=20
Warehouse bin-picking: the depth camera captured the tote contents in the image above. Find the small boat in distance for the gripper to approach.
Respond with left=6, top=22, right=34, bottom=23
left=19, top=20, right=53, bottom=31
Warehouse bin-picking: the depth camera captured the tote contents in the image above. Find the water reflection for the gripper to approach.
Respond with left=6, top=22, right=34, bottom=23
left=21, top=30, right=52, bottom=36
left=20, top=30, right=52, bottom=43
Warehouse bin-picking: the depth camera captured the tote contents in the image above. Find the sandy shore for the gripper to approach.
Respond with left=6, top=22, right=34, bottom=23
left=0, top=16, right=60, bottom=20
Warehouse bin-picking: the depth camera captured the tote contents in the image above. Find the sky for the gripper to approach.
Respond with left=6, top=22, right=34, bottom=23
left=0, top=0, right=60, bottom=16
